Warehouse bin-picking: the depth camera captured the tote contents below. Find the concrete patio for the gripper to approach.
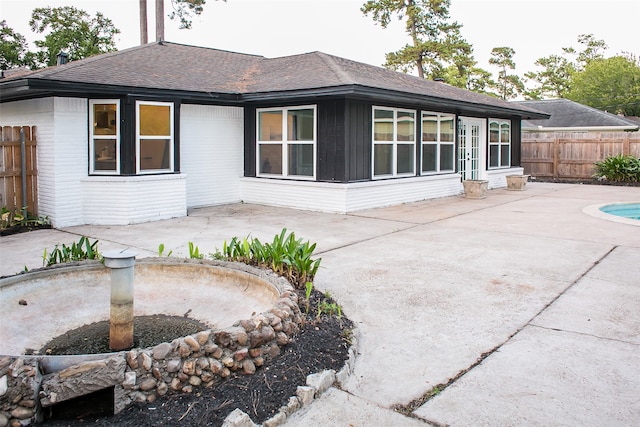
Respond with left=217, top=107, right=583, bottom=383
left=1, top=182, right=639, bottom=425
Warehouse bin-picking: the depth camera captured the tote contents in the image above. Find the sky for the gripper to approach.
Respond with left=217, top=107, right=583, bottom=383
left=1, top=0, right=639, bottom=79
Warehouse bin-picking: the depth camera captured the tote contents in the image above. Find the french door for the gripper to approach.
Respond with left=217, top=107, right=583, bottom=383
left=458, top=117, right=486, bottom=180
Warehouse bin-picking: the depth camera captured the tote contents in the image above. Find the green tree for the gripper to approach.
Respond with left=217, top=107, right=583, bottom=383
left=170, top=0, right=211, bottom=29
left=29, top=6, right=120, bottom=67
left=0, top=20, right=36, bottom=70
left=525, top=34, right=608, bottom=99
left=361, top=0, right=474, bottom=81
left=489, top=47, right=524, bottom=100
left=566, top=56, right=640, bottom=116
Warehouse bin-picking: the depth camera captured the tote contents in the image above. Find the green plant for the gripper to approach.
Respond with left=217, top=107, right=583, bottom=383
left=593, top=154, right=640, bottom=182
left=157, top=243, right=173, bottom=257
left=212, top=228, right=321, bottom=289
left=317, top=291, right=342, bottom=320
left=304, top=281, right=313, bottom=314
left=1, top=206, right=50, bottom=230
left=43, top=236, right=100, bottom=267
left=188, top=241, right=203, bottom=259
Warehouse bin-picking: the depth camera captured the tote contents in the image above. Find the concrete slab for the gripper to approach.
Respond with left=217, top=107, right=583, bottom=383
left=283, top=388, right=427, bottom=426
left=1, top=182, right=639, bottom=425
left=414, top=326, right=640, bottom=426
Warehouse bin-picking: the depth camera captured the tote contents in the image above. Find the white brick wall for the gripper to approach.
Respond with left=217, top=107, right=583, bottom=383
left=180, top=104, right=244, bottom=208
left=487, top=167, right=525, bottom=189
left=241, top=173, right=463, bottom=213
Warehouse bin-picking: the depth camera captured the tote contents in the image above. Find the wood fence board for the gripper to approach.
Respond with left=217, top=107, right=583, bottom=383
left=522, top=130, right=640, bottom=179
left=0, top=125, right=38, bottom=215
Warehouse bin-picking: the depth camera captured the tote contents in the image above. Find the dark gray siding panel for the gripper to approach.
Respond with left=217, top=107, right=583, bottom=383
left=317, top=100, right=346, bottom=182
left=244, top=106, right=256, bottom=177
left=511, top=119, right=522, bottom=167
left=346, top=100, right=372, bottom=181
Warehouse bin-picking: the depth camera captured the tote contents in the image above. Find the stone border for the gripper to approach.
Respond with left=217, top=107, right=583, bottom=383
left=1, top=259, right=304, bottom=426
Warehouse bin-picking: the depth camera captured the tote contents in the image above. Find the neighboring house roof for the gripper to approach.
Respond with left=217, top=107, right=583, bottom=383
left=0, top=41, right=547, bottom=119
left=516, top=98, right=639, bottom=131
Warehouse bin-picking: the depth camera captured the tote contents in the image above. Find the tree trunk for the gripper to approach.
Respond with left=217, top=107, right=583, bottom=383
left=139, top=0, right=148, bottom=45
left=155, top=0, right=164, bottom=42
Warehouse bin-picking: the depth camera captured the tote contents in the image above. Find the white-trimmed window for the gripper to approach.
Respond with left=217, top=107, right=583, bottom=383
left=89, top=100, right=120, bottom=174
left=489, top=119, right=511, bottom=168
left=257, top=106, right=316, bottom=179
left=372, top=107, right=416, bottom=178
left=136, top=101, right=174, bottom=174
left=421, top=112, right=455, bottom=174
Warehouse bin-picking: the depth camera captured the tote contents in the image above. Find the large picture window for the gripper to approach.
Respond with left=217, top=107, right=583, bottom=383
left=372, top=107, right=416, bottom=178
left=257, top=106, right=316, bottom=179
left=136, top=101, right=174, bottom=174
left=89, top=100, right=120, bottom=174
left=489, top=119, right=511, bottom=168
left=421, top=112, right=455, bottom=174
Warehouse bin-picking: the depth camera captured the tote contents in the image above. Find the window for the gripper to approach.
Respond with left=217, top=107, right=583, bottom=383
left=373, top=107, right=416, bottom=178
left=89, top=100, right=120, bottom=174
left=489, top=119, right=511, bottom=168
left=421, top=112, right=455, bottom=174
left=257, top=106, right=316, bottom=179
left=136, top=101, right=174, bottom=173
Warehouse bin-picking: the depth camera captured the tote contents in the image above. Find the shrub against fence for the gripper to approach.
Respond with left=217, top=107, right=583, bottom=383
left=521, top=130, right=640, bottom=179
left=0, top=126, right=38, bottom=215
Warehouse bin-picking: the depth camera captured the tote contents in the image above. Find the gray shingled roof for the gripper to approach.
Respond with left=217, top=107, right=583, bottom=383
left=1, top=41, right=545, bottom=118
left=517, top=99, right=639, bottom=129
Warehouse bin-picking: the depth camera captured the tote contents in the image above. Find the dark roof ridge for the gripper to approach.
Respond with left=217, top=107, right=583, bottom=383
left=313, top=52, right=355, bottom=85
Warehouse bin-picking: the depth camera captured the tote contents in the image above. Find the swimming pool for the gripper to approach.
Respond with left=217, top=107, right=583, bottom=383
left=599, top=203, right=640, bottom=220
left=582, top=202, right=640, bottom=226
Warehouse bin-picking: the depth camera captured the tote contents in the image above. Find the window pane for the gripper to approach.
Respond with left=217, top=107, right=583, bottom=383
left=374, top=109, right=394, bottom=141
left=374, top=144, right=393, bottom=176
left=93, top=104, right=117, bottom=135
left=287, top=109, right=314, bottom=141
left=288, top=144, right=314, bottom=176
left=259, top=144, right=282, bottom=174
left=489, top=122, right=500, bottom=143
left=422, top=143, right=437, bottom=172
left=500, top=145, right=510, bottom=167
left=489, top=145, right=499, bottom=168
left=440, top=117, right=454, bottom=142
left=140, top=139, right=170, bottom=170
left=501, top=122, right=510, bottom=142
left=440, top=144, right=454, bottom=171
left=397, top=112, right=414, bottom=142
left=422, top=116, right=437, bottom=141
left=397, top=143, right=414, bottom=174
left=139, top=105, right=170, bottom=136
left=258, top=111, right=282, bottom=141
left=94, top=139, right=117, bottom=171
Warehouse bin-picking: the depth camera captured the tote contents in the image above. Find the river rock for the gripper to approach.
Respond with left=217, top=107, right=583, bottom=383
left=152, top=343, right=172, bottom=360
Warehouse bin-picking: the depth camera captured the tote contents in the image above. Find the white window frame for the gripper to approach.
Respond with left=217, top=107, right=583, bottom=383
left=488, top=118, right=511, bottom=169
left=256, top=105, right=317, bottom=180
left=372, top=106, right=416, bottom=179
left=420, top=111, right=456, bottom=175
left=89, top=99, right=120, bottom=175
left=135, top=100, right=175, bottom=174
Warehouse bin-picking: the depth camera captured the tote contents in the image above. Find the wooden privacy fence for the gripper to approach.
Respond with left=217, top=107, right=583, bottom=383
left=521, top=130, right=640, bottom=179
left=0, top=126, right=38, bottom=215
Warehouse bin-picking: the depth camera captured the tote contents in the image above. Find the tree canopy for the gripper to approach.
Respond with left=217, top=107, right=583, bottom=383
left=565, top=55, right=640, bottom=116
left=489, top=47, right=524, bottom=100
left=361, top=0, right=477, bottom=85
left=0, top=20, right=35, bottom=70
left=29, top=6, right=120, bottom=67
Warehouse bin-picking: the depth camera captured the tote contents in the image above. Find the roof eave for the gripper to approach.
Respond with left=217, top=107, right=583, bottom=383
left=523, top=125, right=640, bottom=132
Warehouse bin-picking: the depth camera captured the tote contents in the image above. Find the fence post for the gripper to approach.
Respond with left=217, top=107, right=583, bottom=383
left=552, top=135, right=559, bottom=179
left=20, top=127, right=27, bottom=218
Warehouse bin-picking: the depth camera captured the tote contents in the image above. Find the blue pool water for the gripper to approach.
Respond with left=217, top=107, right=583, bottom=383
left=600, top=203, right=640, bottom=221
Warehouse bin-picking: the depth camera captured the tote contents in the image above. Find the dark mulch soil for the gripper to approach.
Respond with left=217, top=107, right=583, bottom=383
left=532, top=177, right=640, bottom=187
left=42, top=288, right=353, bottom=426
left=0, top=223, right=51, bottom=236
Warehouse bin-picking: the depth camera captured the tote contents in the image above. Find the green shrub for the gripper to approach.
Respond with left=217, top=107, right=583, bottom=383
left=593, top=154, right=640, bottom=182
left=212, top=228, right=321, bottom=289
left=1, top=206, right=50, bottom=230
left=43, top=236, right=101, bottom=267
